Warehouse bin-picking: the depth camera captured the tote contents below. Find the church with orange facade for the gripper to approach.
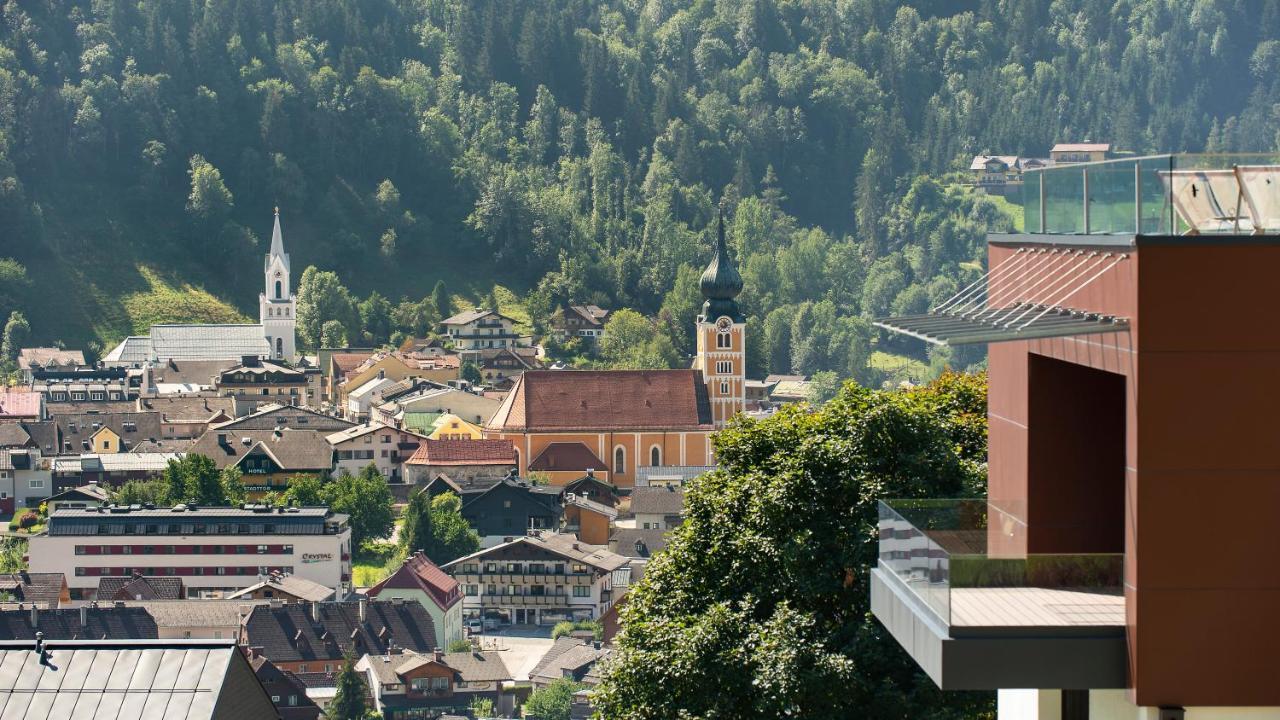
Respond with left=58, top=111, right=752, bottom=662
left=485, top=215, right=746, bottom=488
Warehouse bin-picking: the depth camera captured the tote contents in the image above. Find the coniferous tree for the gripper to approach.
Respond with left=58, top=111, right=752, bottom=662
left=399, top=489, right=433, bottom=556
left=327, top=654, right=371, bottom=720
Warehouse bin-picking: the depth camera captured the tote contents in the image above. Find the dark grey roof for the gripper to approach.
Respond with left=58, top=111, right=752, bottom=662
left=0, top=607, right=158, bottom=640
left=629, top=487, right=685, bottom=516
left=186, top=429, right=334, bottom=471
left=0, top=574, right=66, bottom=608
left=0, top=425, right=31, bottom=449
left=210, top=405, right=353, bottom=432
left=250, top=653, right=321, bottom=720
left=96, top=575, right=185, bottom=601
left=54, top=412, right=162, bottom=452
left=608, top=528, right=670, bottom=558
left=0, top=638, right=278, bottom=719
left=244, top=601, right=437, bottom=664
left=17, top=421, right=59, bottom=454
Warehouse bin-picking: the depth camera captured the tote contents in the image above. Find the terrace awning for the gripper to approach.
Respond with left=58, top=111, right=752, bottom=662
left=874, top=247, right=1130, bottom=346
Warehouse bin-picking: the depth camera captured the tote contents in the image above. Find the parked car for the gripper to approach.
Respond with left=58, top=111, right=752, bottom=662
left=467, top=619, right=483, bottom=635
left=483, top=618, right=499, bottom=631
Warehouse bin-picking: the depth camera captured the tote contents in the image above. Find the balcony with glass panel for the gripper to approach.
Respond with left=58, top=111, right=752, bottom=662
left=870, top=499, right=1127, bottom=690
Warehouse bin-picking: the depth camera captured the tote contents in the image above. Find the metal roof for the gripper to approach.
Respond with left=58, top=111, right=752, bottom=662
left=0, top=639, right=271, bottom=719
left=875, top=247, right=1130, bottom=346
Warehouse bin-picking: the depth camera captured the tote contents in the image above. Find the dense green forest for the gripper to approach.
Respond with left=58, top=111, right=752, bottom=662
left=3, top=0, right=1279, bottom=377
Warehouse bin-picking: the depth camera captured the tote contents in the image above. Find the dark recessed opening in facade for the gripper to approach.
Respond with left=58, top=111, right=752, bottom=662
left=1027, top=354, right=1125, bottom=554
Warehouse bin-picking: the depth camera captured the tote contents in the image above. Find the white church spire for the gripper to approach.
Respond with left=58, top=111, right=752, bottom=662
left=261, top=207, right=296, bottom=361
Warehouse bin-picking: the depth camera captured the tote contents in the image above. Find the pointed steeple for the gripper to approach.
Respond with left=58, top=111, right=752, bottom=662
left=265, top=207, right=290, bottom=274
left=699, top=206, right=744, bottom=321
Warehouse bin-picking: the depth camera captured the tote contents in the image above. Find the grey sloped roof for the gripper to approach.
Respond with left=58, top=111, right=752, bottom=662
left=149, top=325, right=270, bottom=362
left=629, top=487, right=685, bottom=516
left=0, top=639, right=277, bottom=719
left=103, top=336, right=152, bottom=363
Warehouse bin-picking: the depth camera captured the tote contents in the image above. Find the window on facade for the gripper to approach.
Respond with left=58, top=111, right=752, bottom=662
left=716, top=331, right=731, bottom=348
left=650, top=446, right=661, bottom=466
left=716, top=360, right=732, bottom=374
left=28, top=479, right=43, bottom=489
left=614, top=446, right=625, bottom=474
left=720, top=381, right=730, bottom=394
left=573, top=586, right=590, bottom=597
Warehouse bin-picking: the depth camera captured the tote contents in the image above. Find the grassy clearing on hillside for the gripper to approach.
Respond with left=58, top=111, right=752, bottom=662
left=984, top=192, right=1025, bottom=232
left=120, top=267, right=251, bottom=335
left=869, top=350, right=932, bottom=385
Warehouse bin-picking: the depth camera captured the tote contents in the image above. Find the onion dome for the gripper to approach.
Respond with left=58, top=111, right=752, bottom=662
left=699, top=209, right=745, bottom=322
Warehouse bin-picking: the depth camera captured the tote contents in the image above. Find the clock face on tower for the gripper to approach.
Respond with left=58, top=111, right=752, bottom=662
left=715, top=317, right=733, bottom=332
left=274, top=270, right=282, bottom=278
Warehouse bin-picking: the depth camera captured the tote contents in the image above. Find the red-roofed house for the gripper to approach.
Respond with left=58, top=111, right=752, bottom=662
left=0, top=390, right=42, bottom=421
left=404, top=438, right=518, bottom=484
left=366, top=550, right=464, bottom=647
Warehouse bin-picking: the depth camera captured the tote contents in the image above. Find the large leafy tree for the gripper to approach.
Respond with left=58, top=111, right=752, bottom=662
left=322, top=465, right=395, bottom=548
left=162, top=455, right=242, bottom=506
left=1, top=311, right=29, bottom=363
left=400, top=490, right=480, bottom=565
left=593, top=373, right=992, bottom=718
left=327, top=654, right=373, bottom=720
left=524, top=677, right=585, bottom=720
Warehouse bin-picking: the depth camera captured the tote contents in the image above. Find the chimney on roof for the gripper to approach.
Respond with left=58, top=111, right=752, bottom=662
left=586, top=468, right=594, bottom=478
left=79, top=606, right=87, bottom=627
left=359, top=598, right=367, bottom=623
left=29, top=606, right=37, bottom=628
left=433, top=647, right=443, bottom=662
left=311, top=602, right=320, bottom=623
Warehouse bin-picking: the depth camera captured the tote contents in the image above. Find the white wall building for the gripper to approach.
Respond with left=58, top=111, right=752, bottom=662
left=326, top=422, right=427, bottom=483
left=30, top=505, right=351, bottom=599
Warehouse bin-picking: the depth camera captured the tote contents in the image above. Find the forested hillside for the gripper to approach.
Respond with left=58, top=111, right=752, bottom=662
left=3, top=0, right=1279, bottom=372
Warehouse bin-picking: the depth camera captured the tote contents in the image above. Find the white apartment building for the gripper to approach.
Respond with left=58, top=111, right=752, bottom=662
left=30, top=504, right=352, bottom=599
left=326, top=422, right=427, bottom=483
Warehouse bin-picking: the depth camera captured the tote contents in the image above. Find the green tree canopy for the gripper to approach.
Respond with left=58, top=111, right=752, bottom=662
left=1, top=311, right=30, bottom=363
left=327, top=654, right=373, bottom=720
left=524, top=677, right=586, bottom=720
left=280, top=475, right=326, bottom=506
left=593, top=373, right=991, bottom=717
left=322, top=465, right=395, bottom=548
left=162, top=455, right=241, bottom=506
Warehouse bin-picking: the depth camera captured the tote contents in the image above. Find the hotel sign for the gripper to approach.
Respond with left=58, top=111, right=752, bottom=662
left=302, top=553, right=332, bottom=564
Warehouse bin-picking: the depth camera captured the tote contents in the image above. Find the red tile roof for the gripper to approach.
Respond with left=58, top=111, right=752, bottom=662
left=406, top=438, right=517, bottom=466
left=366, top=551, right=461, bottom=611
left=528, top=442, right=608, bottom=473
left=331, top=352, right=374, bottom=374
left=487, top=370, right=713, bottom=432
left=0, top=391, right=41, bottom=419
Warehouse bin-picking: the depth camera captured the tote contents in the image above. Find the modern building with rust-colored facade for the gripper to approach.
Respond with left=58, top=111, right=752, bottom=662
left=871, top=156, right=1280, bottom=719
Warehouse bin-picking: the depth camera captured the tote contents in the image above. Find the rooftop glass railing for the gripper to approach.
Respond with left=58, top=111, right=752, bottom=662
left=1020, top=153, right=1280, bottom=235
left=877, top=499, right=1123, bottom=627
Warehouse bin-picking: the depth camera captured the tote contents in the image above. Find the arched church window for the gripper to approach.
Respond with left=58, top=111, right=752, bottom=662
left=614, top=446, right=626, bottom=475
left=275, top=280, right=283, bottom=299
left=276, top=337, right=283, bottom=356
left=650, top=446, right=661, bottom=467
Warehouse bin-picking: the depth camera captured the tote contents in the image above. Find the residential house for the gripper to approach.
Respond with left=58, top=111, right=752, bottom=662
left=96, top=573, right=185, bottom=601
left=241, top=598, right=438, bottom=675
left=550, top=305, right=611, bottom=343
left=136, top=395, right=237, bottom=439
left=0, top=606, right=158, bottom=639
left=53, top=411, right=161, bottom=454
left=43, top=483, right=111, bottom=513
left=484, top=369, right=715, bottom=488
left=226, top=571, right=336, bottom=603
left=443, top=533, right=630, bottom=626
left=247, top=648, right=323, bottom=720
left=4, top=448, right=53, bottom=508
left=345, top=375, right=399, bottom=421
left=562, top=494, right=616, bottom=546
left=336, top=352, right=460, bottom=414
left=49, top=452, right=180, bottom=493
left=608, top=527, right=670, bottom=559
left=0, top=390, right=43, bottom=422
left=0, top=638, right=279, bottom=717
left=562, top=471, right=620, bottom=507
left=122, top=599, right=266, bottom=640
left=426, top=414, right=484, bottom=440
left=321, top=349, right=376, bottom=406
left=630, top=486, right=685, bottom=531
left=216, top=356, right=308, bottom=407
left=476, top=347, right=541, bottom=389
left=0, top=420, right=58, bottom=455
left=31, top=365, right=137, bottom=403
left=439, top=309, right=520, bottom=352
left=356, top=648, right=513, bottom=719
left=326, top=422, right=426, bottom=483
left=366, top=551, right=464, bottom=649
left=969, top=154, right=1022, bottom=192
left=376, top=385, right=501, bottom=428
left=185, top=429, right=334, bottom=495
left=527, top=442, right=612, bottom=485
left=404, top=439, right=518, bottom=485
left=456, top=477, right=564, bottom=547
left=16, top=347, right=85, bottom=383
left=527, top=636, right=611, bottom=689
left=0, top=573, right=70, bottom=608
left=210, top=403, right=354, bottom=433
left=143, top=358, right=237, bottom=395
left=1048, top=141, right=1111, bottom=164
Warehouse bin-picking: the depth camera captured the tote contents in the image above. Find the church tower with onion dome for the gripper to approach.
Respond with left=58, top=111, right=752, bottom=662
left=693, top=208, right=746, bottom=429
